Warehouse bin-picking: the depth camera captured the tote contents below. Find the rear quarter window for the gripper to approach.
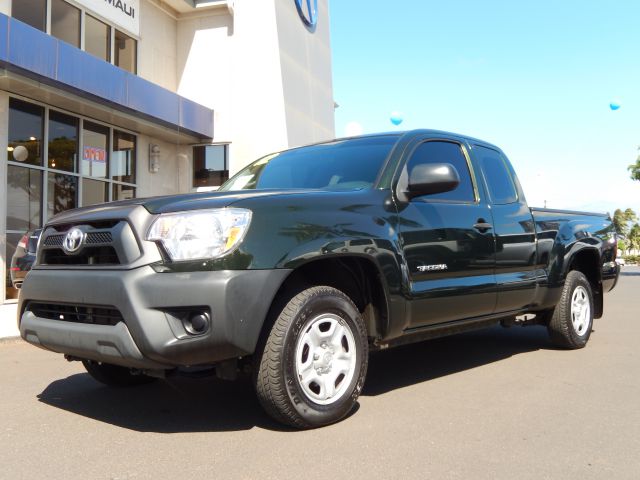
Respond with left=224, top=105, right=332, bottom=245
left=475, top=145, right=518, bottom=204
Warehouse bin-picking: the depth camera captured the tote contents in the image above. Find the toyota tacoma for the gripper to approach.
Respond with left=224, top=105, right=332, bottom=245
left=19, top=130, right=619, bottom=428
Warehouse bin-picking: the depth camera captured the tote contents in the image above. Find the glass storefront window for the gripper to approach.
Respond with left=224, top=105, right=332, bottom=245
left=82, top=178, right=108, bottom=206
left=8, top=98, right=44, bottom=167
left=6, top=166, right=43, bottom=231
left=193, top=145, right=229, bottom=187
left=115, top=29, right=137, bottom=74
left=11, top=0, right=47, bottom=31
left=81, top=122, right=109, bottom=178
left=48, top=111, right=78, bottom=172
left=85, top=15, right=111, bottom=62
left=5, top=98, right=138, bottom=302
left=47, top=172, right=77, bottom=219
left=113, top=184, right=136, bottom=201
left=51, top=0, right=81, bottom=48
left=112, top=130, right=136, bottom=183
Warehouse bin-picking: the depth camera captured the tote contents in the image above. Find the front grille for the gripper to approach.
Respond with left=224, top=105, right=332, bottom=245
left=87, top=232, right=113, bottom=244
left=38, top=219, right=132, bottom=266
left=44, top=235, right=64, bottom=247
left=27, top=302, right=124, bottom=326
left=44, top=232, right=113, bottom=247
left=42, top=246, right=119, bottom=265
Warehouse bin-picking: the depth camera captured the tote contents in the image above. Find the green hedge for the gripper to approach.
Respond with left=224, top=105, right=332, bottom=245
left=623, top=255, right=640, bottom=264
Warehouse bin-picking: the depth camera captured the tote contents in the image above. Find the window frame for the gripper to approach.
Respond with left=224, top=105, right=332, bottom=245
left=473, top=144, right=519, bottom=205
left=11, top=0, right=139, bottom=73
left=84, top=13, right=112, bottom=63
left=192, top=143, right=230, bottom=189
left=10, top=0, right=47, bottom=31
left=6, top=95, right=138, bottom=231
left=401, top=138, right=480, bottom=204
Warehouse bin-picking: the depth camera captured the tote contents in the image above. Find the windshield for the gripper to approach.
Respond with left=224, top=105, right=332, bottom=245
left=219, top=135, right=397, bottom=191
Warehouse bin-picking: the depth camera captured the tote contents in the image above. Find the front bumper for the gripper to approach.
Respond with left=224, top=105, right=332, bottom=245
left=18, top=267, right=291, bottom=369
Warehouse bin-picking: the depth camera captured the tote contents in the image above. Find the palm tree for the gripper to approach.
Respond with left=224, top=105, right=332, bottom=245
left=628, top=224, right=640, bottom=255
left=613, top=208, right=637, bottom=237
left=630, top=147, right=640, bottom=181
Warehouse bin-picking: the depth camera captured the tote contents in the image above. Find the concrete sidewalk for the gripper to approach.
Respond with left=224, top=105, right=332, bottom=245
left=0, top=303, right=19, bottom=339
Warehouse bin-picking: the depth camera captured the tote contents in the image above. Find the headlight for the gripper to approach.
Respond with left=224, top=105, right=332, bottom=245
left=147, top=208, right=252, bottom=261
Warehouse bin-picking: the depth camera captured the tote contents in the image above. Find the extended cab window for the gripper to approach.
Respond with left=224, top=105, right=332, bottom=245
left=407, top=141, right=475, bottom=202
left=475, top=146, right=517, bottom=204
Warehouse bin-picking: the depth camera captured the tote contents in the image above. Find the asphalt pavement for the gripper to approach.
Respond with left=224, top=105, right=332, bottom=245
left=1, top=267, right=639, bottom=479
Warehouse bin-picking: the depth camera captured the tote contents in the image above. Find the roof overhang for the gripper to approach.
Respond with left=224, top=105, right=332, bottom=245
left=0, top=13, right=214, bottom=143
left=161, top=0, right=233, bottom=15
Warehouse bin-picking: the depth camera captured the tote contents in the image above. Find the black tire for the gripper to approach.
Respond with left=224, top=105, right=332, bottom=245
left=82, top=360, right=157, bottom=387
left=547, top=270, right=594, bottom=349
left=255, top=286, right=368, bottom=429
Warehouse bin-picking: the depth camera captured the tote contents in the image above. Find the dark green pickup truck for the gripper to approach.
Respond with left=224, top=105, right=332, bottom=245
left=19, top=130, right=619, bottom=428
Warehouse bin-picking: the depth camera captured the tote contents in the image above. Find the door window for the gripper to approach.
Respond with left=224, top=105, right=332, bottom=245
left=406, top=141, right=475, bottom=202
left=475, top=146, right=518, bottom=204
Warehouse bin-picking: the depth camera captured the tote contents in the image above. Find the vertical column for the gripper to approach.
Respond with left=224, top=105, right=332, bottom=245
left=0, top=1, right=10, bottom=16
left=0, top=92, right=9, bottom=304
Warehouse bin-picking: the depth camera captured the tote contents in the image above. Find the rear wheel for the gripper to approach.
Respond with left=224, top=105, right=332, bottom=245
left=547, top=270, right=594, bottom=349
left=255, top=286, right=368, bottom=429
left=82, top=360, right=157, bottom=387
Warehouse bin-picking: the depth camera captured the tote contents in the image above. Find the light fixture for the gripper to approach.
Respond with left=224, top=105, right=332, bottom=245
left=29, top=136, right=36, bottom=141
left=149, top=144, right=160, bottom=173
left=11, top=145, right=29, bottom=162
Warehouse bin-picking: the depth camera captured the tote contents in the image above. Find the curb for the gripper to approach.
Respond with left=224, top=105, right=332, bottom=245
left=0, top=336, right=23, bottom=345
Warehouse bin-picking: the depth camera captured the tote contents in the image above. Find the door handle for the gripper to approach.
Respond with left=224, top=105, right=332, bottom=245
left=473, top=221, right=493, bottom=232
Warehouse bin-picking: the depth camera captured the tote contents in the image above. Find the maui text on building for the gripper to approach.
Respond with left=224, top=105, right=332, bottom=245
left=0, top=0, right=334, bottom=305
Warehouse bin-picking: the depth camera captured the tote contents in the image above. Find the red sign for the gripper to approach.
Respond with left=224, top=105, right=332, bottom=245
left=83, top=146, right=107, bottom=163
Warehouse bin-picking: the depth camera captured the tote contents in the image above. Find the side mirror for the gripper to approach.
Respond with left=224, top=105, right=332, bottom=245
left=406, top=163, right=460, bottom=199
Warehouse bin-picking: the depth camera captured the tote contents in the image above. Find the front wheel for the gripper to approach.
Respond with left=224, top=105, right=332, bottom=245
left=547, top=270, right=594, bottom=349
left=255, top=286, right=368, bottom=429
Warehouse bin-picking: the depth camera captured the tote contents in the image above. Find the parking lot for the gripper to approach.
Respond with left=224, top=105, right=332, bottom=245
left=1, top=267, right=639, bottom=480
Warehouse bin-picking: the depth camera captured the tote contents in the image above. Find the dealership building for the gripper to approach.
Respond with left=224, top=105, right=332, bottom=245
left=0, top=0, right=334, bottom=320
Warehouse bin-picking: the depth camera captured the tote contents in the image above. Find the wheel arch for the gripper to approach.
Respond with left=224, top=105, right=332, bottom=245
left=262, top=255, right=391, bottom=343
left=565, top=247, right=603, bottom=318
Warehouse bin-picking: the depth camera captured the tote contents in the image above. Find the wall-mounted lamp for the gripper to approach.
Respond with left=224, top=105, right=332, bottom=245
left=149, top=144, right=160, bottom=173
left=12, top=145, right=29, bottom=162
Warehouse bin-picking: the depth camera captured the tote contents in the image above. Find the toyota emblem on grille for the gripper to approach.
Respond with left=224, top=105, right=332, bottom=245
left=63, top=228, right=85, bottom=254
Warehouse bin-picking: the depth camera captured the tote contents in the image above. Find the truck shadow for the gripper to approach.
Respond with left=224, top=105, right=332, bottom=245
left=37, top=370, right=299, bottom=432
left=363, top=325, right=551, bottom=396
left=37, top=325, right=552, bottom=432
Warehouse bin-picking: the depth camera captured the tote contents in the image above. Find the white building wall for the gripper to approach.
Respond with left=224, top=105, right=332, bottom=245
left=227, top=0, right=289, bottom=173
left=177, top=11, right=234, bottom=141
left=275, top=0, right=335, bottom=148
left=138, top=0, right=179, bottom=92
left=135, top=135, right=191, bottom=198
left=0, top=1, right=9, bottom=16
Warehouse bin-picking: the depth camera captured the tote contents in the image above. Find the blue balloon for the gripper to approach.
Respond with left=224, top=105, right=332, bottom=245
left=610, top=102, right=621, bottom=111
left=390, top=112, right=403, bottom=126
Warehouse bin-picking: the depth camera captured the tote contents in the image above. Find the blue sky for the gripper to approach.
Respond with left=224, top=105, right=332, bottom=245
left=329, top=0, right=640, bottom=215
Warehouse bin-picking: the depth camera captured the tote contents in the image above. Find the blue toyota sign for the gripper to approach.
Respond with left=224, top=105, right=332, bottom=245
left=295, top=0, right=318, bottom=30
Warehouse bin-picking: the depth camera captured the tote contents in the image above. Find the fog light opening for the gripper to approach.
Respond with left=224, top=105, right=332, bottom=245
left=184, top=311, right=210, bottom=335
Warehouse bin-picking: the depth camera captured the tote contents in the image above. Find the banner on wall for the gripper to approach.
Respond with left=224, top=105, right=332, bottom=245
left=75, top=0, right=140, bottom=36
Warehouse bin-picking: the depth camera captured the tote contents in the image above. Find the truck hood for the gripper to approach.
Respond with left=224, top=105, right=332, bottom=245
left=46, top=189, right=344, bottom=224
